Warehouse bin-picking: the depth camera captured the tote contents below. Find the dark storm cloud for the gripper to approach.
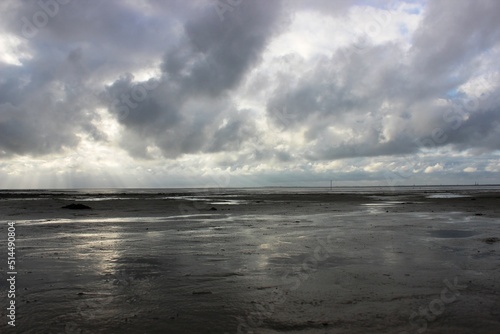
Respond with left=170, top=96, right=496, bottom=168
left=266, top=44, right=420, bottom=160
left=266, top=49, right=391, bottom=129
left=8, top=0, right=179, bottom=55
left=106, top=75, right=260, bottom=159
left=265, top=0, right=500, bottom=161
left=174, top=0, right=284, bottom=95
left=1, top=0, right=499, bottom=168
left=410, top=0, right=500, bottom=79
left=0, top=0, right=228, bottom=157
left=0, top=0, right=180, bottom=157
left=105, top=0, right=284, bottom=158
left=0, top=44, right=101, bottom=156
left=289, top=0, right=358, bottom=14
left=398, top=0, right=500, bottom=154
left=442, top=92, right=500, bottom=152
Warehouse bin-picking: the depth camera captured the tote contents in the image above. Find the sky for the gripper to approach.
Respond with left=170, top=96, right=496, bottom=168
left=0, top=0, right=499, bottom=189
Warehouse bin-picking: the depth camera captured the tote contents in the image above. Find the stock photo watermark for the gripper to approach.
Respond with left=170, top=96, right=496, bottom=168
left=401, top=277, right=468, bottom=334
left=213, top=0, right=243, bottom=22
left=268, top=105, right=297, bottom=131
left=21, top=0, right=74, bottom=39
left=341, top=2, right=395, bottom=60
left=6, top=221, right=17, bottom=327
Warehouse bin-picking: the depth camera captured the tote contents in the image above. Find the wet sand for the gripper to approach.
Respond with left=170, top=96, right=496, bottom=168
left=1, top=189, right=499, bottom=333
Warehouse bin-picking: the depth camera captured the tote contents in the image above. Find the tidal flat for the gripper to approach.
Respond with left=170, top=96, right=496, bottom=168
left=0, top=188, right=499, bottom=333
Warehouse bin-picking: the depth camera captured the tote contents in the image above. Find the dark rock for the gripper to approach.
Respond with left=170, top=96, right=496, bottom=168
left=209, top=207, right=217, bottom=211
left=62, top=203, right=92, bottom=210
left=483, top=237, right=500, bottom=244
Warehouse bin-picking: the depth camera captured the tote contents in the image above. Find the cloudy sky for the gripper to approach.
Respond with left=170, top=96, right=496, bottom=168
left=0, top=0, right=499, bottom=188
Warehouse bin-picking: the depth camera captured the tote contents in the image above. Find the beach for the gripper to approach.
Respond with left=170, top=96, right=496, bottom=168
left=1, top=187, right=499, bottom=333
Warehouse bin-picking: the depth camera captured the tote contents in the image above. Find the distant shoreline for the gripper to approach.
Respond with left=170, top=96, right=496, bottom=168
left=1, top=184, right=500, bottom=192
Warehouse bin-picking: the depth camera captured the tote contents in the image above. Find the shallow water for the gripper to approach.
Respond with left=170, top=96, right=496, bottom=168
left=426, top=193, right=471, bottom=199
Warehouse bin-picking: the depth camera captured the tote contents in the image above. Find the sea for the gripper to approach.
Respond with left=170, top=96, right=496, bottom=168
left=0, top=184, right=499, bottom=200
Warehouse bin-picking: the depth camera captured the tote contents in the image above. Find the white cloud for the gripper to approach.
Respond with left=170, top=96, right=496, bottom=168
left=463, top=167, right=477, bottom=173
left=424, top=163, right=444, bottom=174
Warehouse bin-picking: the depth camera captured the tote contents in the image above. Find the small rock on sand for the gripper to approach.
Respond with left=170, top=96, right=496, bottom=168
left=483, top=237, right=500, bottom=244
left=62, top=203, right=92, bottom=210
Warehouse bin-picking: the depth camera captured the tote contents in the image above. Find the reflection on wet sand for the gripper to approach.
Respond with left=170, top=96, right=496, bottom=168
left=1, top=189, right=499, bottom=333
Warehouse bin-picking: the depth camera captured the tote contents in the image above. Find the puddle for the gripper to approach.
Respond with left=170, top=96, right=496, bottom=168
left=362, top=201, right=404, bottom=207
left=429, top=229, right=477, bottom=238
left=210, top=200, right=248, bottom=205
left=162, top=196, right=211, bottom=201
left=426, top=194, right=470, bottom=199
left=63, top=197, right=133, bottom=201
